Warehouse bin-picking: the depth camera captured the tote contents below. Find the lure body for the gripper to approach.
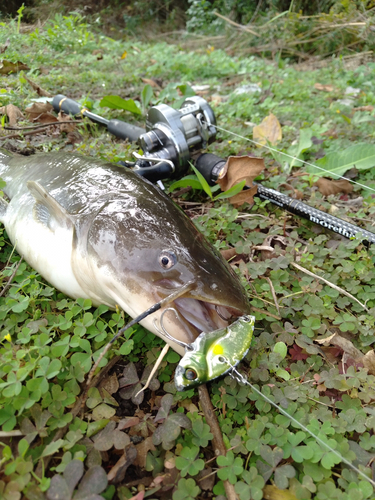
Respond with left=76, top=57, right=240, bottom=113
left=174, top=315, right=255, bottom=390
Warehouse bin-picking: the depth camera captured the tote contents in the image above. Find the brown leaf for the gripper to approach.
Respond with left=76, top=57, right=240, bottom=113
left=99, top=373, right=119, bottom=396
left=141, top=77, right=162, bottom=89
left=253, top=113, right=282, bottom=146
left=217, top=155, right=265, bottom=207
left=128, top=492, right=144, bottom=500
left=0, top=59, right=30, bottom=74
left=220, top=248, right=237, bottom=260
left=133, top=436, right=155, bottom=468
left=315, top=178, right=353, bottom=196
left=255, top=235, right=288, bottom=261
left=92, top=49, right=103, bottom=60
left=263, top=485, right=298, bottom=500
left=314, top=83, right=335, bottom=92
left=197, top=467, right=215, bottom=490
left=315, top=333, right=375, bottom=375
left=353, top=105, right=374, bottom=112
left=25, top=102, right=54, bottom=121
left=0, top=38, right=10, bottom=54
left=24, top=76, right=52, bottom=97
left=107, top=445, right=137, bottom=484
left=0, top=104, right=24, bottom=126
left=118, top=417, right=140, bottom=430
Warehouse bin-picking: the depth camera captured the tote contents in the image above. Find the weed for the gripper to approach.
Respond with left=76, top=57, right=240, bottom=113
left=1, top=12, right=375, bottom=500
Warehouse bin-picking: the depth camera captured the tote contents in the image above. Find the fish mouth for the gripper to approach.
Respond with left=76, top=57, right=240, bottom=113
left=174, top=297, right=241, bottom=333
left=155, top=278, right=249, bottom=342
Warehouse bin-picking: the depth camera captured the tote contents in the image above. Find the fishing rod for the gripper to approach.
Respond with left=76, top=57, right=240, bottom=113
left=52, top=93, right=216, bottom=182
left=195, top=152, right=375, bottom=246
left=52, top=94, right=375, bottom=246
left=52, top=95, right=375, bottom=487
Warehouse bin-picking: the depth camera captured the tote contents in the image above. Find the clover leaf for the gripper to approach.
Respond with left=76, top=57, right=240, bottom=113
left=235, top=467, right=265, bottom=500
left=216, top=451, right=244, bottom=484
left=175, top=445, right=205, bottom=477
left=172, top=478, right=200, bottom=500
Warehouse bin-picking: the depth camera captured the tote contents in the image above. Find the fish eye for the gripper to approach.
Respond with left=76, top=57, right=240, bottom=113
left=242, top=315, right=252, bottom=322
left=185, top=368, right=198, bottom=381
left=217, top=356, right=226, bottom=364
left=159, top=250, right=177, bottom=270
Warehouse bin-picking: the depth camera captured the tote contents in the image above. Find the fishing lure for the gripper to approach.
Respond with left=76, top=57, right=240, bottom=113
left=174, top=314, right=255, bottom=391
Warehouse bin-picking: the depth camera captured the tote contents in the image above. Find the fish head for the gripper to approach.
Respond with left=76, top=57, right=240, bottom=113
left=174, top=315, right=255, bottom=391
left=78, top=176, right=250, bottom=353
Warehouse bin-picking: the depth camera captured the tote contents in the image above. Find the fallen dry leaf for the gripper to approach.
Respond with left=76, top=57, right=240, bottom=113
left=141, top=77, right=162, bottom=89
left=0, top=38, right=10, bottom=54
left=133, top=436, right=155, bottom=468
left=315, top=332, right=375, bottom=375
left=353, top=105, right=374, bottom=112
left=57, top=111, right=77, bottom=133
left=253, top=113, right=282, bottom=146
left=197, top=467, right=215, bottom=490
left=25, top=102, right=54, bottom=121
left=128, top=492, right=144, bottom=500
left=217, top=155, right=265, bottom=206
left=315, top=178, right=353, bottom=196
left=92, top=49, right=103, bottom=60
left=220, top=248, right=238, bottom=261
left=263, top=485, right=298, bottom=500
left=24, top=76, right=52, bottom=97
left=99, top=372, right=119, bottom=395
left=314, top=83, right=335, bottom=92
left=0, top=59, right=30, bottom=74
left=0, top=104, right=24, bottom=126
left=255, top=235, right=288, bottom=260
left=107, top=444, right=137, bottom=483
left=118, top=416, right=140, bottom=430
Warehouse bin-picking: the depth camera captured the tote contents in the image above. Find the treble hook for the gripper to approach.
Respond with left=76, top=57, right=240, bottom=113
left=214, top=304, right=233, bottom=322
left=153, top=307, right=193, bottom=351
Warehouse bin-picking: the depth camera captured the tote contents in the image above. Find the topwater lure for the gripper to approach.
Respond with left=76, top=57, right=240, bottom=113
left=174, top=314, right=255, bottom=391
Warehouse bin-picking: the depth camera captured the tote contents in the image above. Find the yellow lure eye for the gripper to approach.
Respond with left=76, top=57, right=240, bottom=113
left=212, top=344, right=224, bottom=356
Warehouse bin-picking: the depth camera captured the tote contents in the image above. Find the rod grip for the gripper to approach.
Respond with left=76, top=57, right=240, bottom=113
left=107, top=120, right=145, bottom=142
left=52, top=94, right=82, bottom=115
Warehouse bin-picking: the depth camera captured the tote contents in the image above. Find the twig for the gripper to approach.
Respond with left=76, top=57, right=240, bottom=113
left=4, top=120, right=78, bottom=130
left=0, top=128, right=53, bottom=140
left=248, top=0, right=263, bottom=24
left=198, top=384, right=238, bottom=500
left=0, top=430, right=23, bottom=437
left=290, top=261, right=369, bottom=312
left=134, top=343, right=169, bottom=398
left=265, top=277, right=280, bottom=315
left=250, top=305, right=281, bottom=320
left=0, top=258, right=23, bottom=297
left=35, top=354, right=121, bottom=478
left=213, top=11, right=259, bottom=37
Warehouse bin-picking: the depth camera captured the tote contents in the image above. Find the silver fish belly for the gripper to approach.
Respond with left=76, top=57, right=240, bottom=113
left=0, top=149, right=250, bottom=354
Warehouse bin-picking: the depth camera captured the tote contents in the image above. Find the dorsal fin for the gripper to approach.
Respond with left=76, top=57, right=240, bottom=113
left=27, top=181, right=74, bottom=232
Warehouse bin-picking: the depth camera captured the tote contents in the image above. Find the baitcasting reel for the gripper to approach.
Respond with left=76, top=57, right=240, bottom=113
left=126, top=96, right=216, bottom=181
left=52, top=94, right=216, bottom=182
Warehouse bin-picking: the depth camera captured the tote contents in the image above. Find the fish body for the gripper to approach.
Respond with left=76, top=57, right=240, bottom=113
left=174, top=314, right=255, bottom=390
left=0, top=149, right=250, bottom=354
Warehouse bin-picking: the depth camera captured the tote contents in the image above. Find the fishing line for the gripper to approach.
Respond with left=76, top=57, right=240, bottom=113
left=85, top=280, right=195, bottom=388
left=209, top=122, right=375, bottom=194
left=226, top=362, right=375, bottom=487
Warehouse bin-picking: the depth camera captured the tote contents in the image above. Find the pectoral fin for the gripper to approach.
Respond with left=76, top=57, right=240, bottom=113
left=27, top=181, right=74, bottom=232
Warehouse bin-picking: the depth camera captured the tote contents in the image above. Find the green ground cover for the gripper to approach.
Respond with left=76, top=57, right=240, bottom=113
left=1, top=11, right=375, bottom=500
